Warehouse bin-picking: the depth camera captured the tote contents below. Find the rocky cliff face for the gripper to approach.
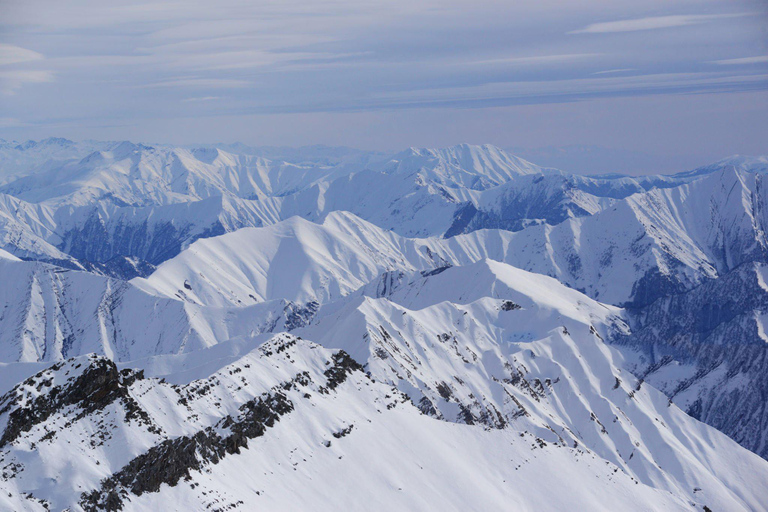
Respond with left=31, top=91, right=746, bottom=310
left=614, top=261, right=768, bottom=458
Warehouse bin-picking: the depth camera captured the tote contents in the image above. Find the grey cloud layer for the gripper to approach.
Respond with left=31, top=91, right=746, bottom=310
left=0, top=0, right=765, bottom=168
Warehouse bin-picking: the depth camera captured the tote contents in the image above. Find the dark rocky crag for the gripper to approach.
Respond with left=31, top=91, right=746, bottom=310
left=0, top=338, right=370, bottom=511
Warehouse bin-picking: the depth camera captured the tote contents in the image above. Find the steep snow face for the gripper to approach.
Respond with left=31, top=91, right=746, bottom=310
left=444, top=166, right=767, bottom=306
left=644, top=165, right=768, bottom=273
left=377, top=144, right=550, bottom=190
left=124, top=198, right=710, bottom=311
left=363, top=259, right=623, bottom=317
left=614, top=261, right=768, bottom=459
left=0, top=247, right=20, bottom=261
left=1, top=334, right=765, bottom=512
left=440, top=196, right=717, bottom=308
left=0, top=143, right=341, bottom=207
left=674, top=155, right=768, bottom=179
left=0, top=257, right=318, bottom=363
left=54, top=195, right=269, bottom=268
left=137, top=172, right=763, bottom=310
left=452, top=177, right=615, bottom=236
left=442, top=164, right=732, bottom=237
left=0, top=194, right=79, bottom=267
left=292, top=261, right=768, bottom=510
left=132, top=213, right=446, bottom=307
left=0, top=138, right=114, bottom=185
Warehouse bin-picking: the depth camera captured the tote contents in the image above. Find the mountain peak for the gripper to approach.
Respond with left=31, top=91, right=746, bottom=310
left=107, top=140, right=145, bottom=159
left=672, top=154, right=768, bottom=179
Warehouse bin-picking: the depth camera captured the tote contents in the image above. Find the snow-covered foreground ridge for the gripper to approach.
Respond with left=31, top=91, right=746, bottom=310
left=2, top=327, right=768, bottom=511
left=2, top=139, right=768, bottom=509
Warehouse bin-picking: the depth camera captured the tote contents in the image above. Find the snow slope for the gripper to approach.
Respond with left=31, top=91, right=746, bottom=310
left=139, top=168, right=767, bottom=309
left=132, top=213, right=446, bottom=307
left=444, top=165, right=766, bottom=306
left=1, top=334, right=766, bottom=511
left=0, top=257, right=318, bottom=363
left=295, top=261, right=768, bottom=510
left=0, top=193, right=79, bottom=267
left=0, top=143, right=545, bottom=208
left=54, top=194, right=271, bottom=268
left=0, top=138, right=113, bottom=185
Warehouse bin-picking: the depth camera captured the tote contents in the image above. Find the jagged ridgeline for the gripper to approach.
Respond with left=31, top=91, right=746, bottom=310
left=0, top=140, right=768, bottom=510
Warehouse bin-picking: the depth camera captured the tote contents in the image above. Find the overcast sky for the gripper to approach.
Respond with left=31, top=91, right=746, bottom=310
left=1, top=0, right=766, bottom=173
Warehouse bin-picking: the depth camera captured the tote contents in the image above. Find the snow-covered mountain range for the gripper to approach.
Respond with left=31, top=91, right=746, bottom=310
left=2, top=139, right=755, bottom=279
left=1, top=138, right=768, bottom=510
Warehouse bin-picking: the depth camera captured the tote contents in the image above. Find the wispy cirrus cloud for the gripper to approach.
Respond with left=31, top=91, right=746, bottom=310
left=713, top=55, right=768, bottom=65
left=0, top=117, right=27, bottom=128
left=592, top=69, right=635, bottom=75
left=0, top=0, right=765, bottom=166
left=143, top=78, right=250, bottom=89
left=468, top=53, right=600, bottom=66
left=0, top=70, right=53, bottom=95
left=570, top=13, right=749, bottom=34
left=181, top=96, right=222, bottom=102
left=363, top=72, right=768, bottom=112
left=0, top=44, right=52, bottom=94
left=0, top=44, right=44, bottom=66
